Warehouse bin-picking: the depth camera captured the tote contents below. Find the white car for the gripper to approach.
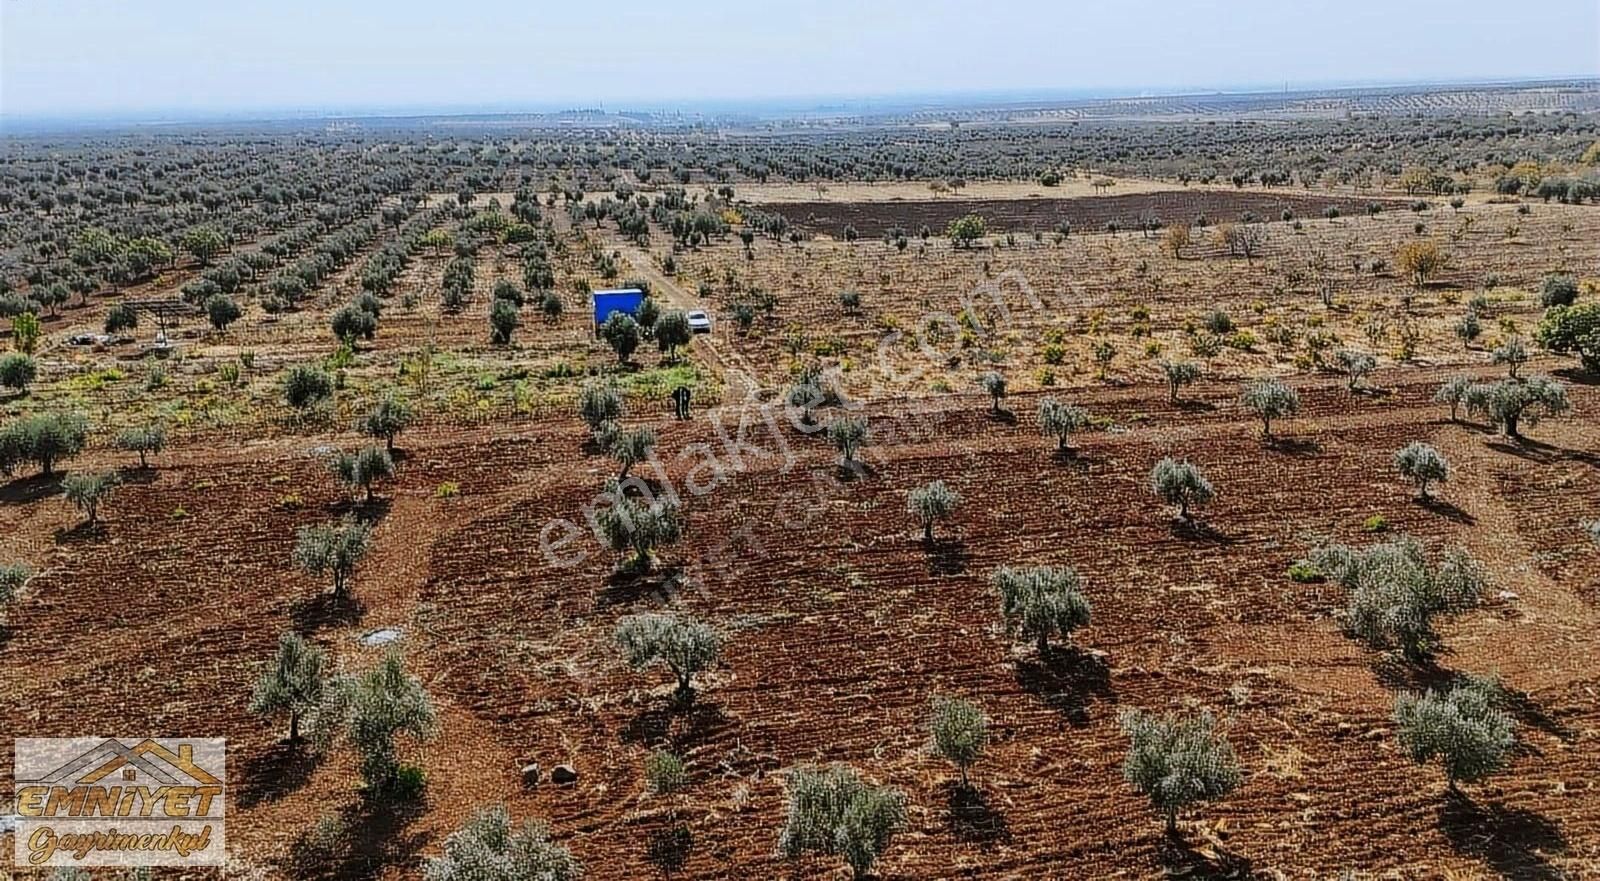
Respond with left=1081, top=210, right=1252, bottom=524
left=686, top=310, right=712, bottom=334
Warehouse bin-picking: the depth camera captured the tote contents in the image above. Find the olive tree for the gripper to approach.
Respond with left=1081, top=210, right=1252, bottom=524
left=1491, top=336, right=1528, bottom=378
left=993, top=565, right=1091, bottom=657
left=1037, top=398, right=1089, bottom=454
left=488, top=298, right=520, bottom=344
left=907, top=480, right=960, bottom=543
left=312, top=651, right=437, bottom=800
left=787, top=379, right=825, bottom=427
left=115, top=423, right=166, bottom=468
left=596, top=490, right=681, bottom=572
left=1, top=562, right=33, bottom=618
left=293, top=515, right=373, bottom=599
left=979, top=371, right=1006, bottom=413
left=1393, top=442, right=1449, bottom=501
left=777, top=764, right=906, bottom=880
left=0, top=411, right=88, bottom=475
left=62, top=471, right=119, bottom=527
left=360, top=394, right=414, bottom=453
left=828, top=416, right=869, bottom=466
left=655, top=310, right=691, bottom=360
left=0, top=352, right=37, bottom=393
left=1335, top=348, right=1377, bottom=391
left=1149, top=458, right=1214, bottom=521
left=1240, top=377, right=1299, bottom=440
left=929, top=696, right=987, bottom=788
left=329, top=446, right=394, bottom=502
left=1535, top=302, right=1600, bottom=373
left=1119, top=709, right=1241, bottom=836
left=1159, top=360, right=1201, bottom=403
left=1464, top=376, right=1568, bottom=439
left=1434, top=375, right=1473, bottom=422
left=600, top=312, right=640, bottom=363
left=609, top=426, right=656, bottom=479
left=1308, top=537, right=1485, bottom=661
left=250, top=631, right=326, bottom=744
left=1394, top=677, right=1514, bottom=793
left=423, top=806, right=582, bottom=881
left=613, top=612, right=723, bottom=700
left=578, top=381, right=623, bottom=432
left=284, top=364, right=334, bottom=412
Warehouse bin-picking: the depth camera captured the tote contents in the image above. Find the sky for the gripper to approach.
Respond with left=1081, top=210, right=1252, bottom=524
left=2, top=0, right=1598, bottom=121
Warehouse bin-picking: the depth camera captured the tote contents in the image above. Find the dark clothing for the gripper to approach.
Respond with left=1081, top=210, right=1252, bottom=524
left=671, top=386, right=692, bottom=420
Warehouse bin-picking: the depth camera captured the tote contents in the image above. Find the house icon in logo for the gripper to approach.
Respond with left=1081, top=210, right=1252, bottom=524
left=35, top=738, right=222, bottom=788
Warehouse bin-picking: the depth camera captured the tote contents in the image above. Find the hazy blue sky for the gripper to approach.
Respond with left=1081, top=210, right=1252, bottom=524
left=3, top=0, right=1597, bottom=119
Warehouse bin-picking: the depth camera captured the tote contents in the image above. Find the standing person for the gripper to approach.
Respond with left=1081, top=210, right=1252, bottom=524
left=671, top=385, right=692, bottom=420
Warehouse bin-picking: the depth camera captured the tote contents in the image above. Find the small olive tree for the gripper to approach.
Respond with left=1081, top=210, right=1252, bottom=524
left=596, top=489, right=681, bottom=572
left=1335, top=348, right=1377, bottom=391
left=993, top=565, right=1091, bottom=657
left=250, top=631, right=327, bottom=744
left=329, top=446, right=394, bottom=502
left=1394, top=442, right=1449, bottom=500
left=1037, top=398, right=1089, bottom=454
left=655, top=310, right=691, bottom=360
left=293, top=515, right=373, bottom=599
left=1149, top=458, right=1214, bottom=521
left=787, top=379, right=825, bottom=427
left=0, top=562, right=33, bottom=618
left=609, top=426, right=657, bottom=479
left=284, top=364, right=334, bottom=412
left=1394, top=677, right=1514, bottom=794
left=1434, top=375, right=1473, bottom=422
left=62, top=471, right=119, bottom=527
left=312, top=651, right=437, bottom=800
left=907, top=480, right=960, bottom=543
left=361, top=394, right=414, bottom=453
left=979, top=371, right=1007, bottom=413
left=1120, top=709, right=1241, bottom=836
left=777, top=764, right=906, bottom=880
left=1491, top=336, right=1528, bottom=378
left=116, top=424, right=166, bottom=468
left=1159, top=360, right=1201, bottom=403
left=578, top=381, right=623, bottom=432
left=601, top=312, right=641, bottom=363
left=828, top=416, right=869, bottom=466
left=423, top=806, right=582, bottom=881
left=929, top=696, right=988, bottom=788
left=614, top=612, right=723, bottom=700
left=1240, top=377, right=1299, bottom=440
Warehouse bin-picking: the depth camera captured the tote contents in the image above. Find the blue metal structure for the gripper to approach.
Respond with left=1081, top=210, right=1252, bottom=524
left=592, top=288, right=645, bottom=331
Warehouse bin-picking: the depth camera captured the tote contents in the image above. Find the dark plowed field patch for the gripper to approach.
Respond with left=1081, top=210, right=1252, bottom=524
left=763, top=190, right=1408, bottom=238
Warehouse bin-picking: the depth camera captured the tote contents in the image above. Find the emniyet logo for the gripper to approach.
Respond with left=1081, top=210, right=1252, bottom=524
left=11, top=737, right=226, bottom=867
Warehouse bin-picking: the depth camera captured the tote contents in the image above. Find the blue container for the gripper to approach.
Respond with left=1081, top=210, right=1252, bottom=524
left=592, top=288, right=645, bottom=331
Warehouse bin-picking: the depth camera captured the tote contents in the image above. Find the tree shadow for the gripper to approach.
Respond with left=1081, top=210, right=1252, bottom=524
left=53, top=520, right=107, bottom=544
left=331, top=495, right=394, bottom=525
left=1496, top=684, right=1576, bottom=744
left=1266, top=436, right=1321, bottom=457
left=1157, top=835, right=1254, bottom=880
left=289, top=591, right=366, bottom=632
left=113, top=467, right=161, bottom=486
left=0, top=473, right=63, bottom=505
left=598, top=564, right=687, bottom=609
left=987, top=408, right=1018, bottom=425
left=1173, top=399, right=1217, bottom=413
left=1169, top=517, right=1239, bottom=546
left=1048, top=446, right=1092, bottom=470
left=236, top=741, right=319, bottom=809
left=1013, top=646, right=1114, bottom=726
left=620, top=699, right=733, bottom=752
left=646, top=823, right=694, bottom=877
left=925, top=538, right=968, bottom=576
left=1551, top=366, right=1600, bottom=386
left=1370, top=653, right=1457, bottom=693
left=941, top=781, right=1011, bottom=844
left=279, top=795, right=429, bottom=881
left=1487, top=436, right=1600, bottom=468
left=1417, top=496, right=1475, bottom=524
left=835, top=460, right=877, bottom=482
left=1351, top=386, right=1393, bottom=399
left=1439, top=790, right=1566, bottom=881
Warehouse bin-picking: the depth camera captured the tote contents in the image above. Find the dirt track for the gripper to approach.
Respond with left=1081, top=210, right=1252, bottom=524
left=2, top=365, right=1598, bottom=878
